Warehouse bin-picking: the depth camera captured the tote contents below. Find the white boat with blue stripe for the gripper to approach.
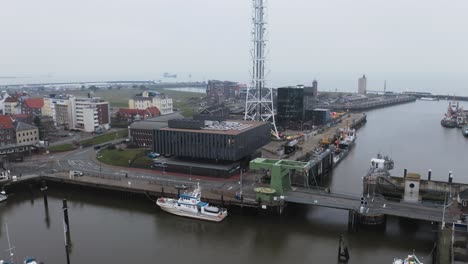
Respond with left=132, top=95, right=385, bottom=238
left=156, top=183, right=228, bottom=222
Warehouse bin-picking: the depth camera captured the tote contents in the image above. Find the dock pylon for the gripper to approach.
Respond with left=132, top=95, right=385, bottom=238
left=338, top=234, right=350, bottom=262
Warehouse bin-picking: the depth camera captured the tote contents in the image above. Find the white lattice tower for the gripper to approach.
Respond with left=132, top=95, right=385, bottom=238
left=244, top=0, right=279, bottom=138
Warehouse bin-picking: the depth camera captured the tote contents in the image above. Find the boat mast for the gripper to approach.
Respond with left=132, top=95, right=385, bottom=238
left=5, top=223, right=15, bottom=263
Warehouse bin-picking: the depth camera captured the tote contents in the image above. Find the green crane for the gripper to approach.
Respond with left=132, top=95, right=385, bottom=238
left=249, top=158, right=311, bottom=195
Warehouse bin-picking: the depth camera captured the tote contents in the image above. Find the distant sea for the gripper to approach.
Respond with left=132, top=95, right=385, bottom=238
left=0, top=74, right=466, bottom=96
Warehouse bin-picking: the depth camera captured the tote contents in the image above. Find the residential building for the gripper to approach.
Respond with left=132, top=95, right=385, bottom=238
left=4, top=97, right=20, bottom=115
left=42, top=94, right=76, bottom=129
left=11, top=114, right=32, bottom=125
left=128, top=91, right=173, bottom=115
left=74, top=97, right=110, bottom=132
left=0, top=115, right=16, bottom=146
left=15, top=122, right=39, bottom=146
left=116, top=107, right=160, bottom=122
left=22, top=98, right=44, bottom=116
left=0, top=92, right=10, bottom=114
left=358, top=74, right=367, bottom=95
left=206, top=80, right=240, bottom=106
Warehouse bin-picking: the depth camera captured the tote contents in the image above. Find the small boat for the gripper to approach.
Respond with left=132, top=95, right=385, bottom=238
left=419, top=97, right=437, bottom=101
left=462, top=125, right=468, bottom=138
left=393, top=253, right=423, bottom=264
left=0, top=190, right=7, bottom=203
left=156, top=182, right=228, bottom=222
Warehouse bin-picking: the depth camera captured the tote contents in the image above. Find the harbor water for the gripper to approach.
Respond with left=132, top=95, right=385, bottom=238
left=0, top=100, right=467, bottom=263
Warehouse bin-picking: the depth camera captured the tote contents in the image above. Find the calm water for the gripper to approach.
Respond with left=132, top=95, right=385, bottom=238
left=1, top=100, right=466, bottom=263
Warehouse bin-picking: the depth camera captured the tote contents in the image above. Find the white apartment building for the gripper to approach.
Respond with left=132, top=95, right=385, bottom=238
left=42, top=95, right=76, bottom=129
left=128, top=90, right=173, bottom=115
left=74, top=97, right=110, bottom=132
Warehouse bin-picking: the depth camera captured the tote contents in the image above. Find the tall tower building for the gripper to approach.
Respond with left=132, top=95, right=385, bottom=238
left=244, top=0, right=278, bottom=137
left=312, top=80, right=318, bottom=98
left=358, top=74, right=367, bottom=95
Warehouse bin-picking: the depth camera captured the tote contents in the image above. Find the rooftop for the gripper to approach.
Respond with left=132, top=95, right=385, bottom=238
left=15, top=121, right=38, bottom=132
left=159, top=120, right=268, bottom=135
left=0, top=115, right=14, bottom=129
left=24, top=98, right=44, bottom=109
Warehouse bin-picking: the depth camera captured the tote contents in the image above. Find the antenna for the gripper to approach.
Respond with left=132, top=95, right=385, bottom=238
left=244, top=0, right=279, bottom=138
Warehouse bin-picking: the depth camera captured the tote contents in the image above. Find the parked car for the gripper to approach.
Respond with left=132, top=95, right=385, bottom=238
left=147, top=152, right=160, bottom=158
left=69, top=170, right=83, bottom=177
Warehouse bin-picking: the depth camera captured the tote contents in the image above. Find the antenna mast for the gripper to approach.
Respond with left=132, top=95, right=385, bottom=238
left=244, top=0, right=279, bottom=138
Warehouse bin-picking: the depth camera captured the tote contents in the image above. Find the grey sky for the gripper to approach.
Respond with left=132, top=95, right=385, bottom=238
left=1, top=0, right=467, bottom=94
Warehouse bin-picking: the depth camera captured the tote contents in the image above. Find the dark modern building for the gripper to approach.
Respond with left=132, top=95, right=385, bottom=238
left=304, top=108, right=331, bottom=126
left=277, top=87, right=304, bottom=123
left=206, top=80, right=240, bottom=106
left=153, top=119, right=271, bottom=162
left=129, top=112, right=184, bottom=148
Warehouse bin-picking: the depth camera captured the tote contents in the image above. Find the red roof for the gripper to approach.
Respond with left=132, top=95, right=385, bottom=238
left=0, top=115, right=14, bottom=129
left=24, top=98, right=44, bottom=109
left=146, top=107, right=160, bottom=116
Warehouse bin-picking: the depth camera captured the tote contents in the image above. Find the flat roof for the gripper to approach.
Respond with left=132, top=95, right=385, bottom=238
left=130, top=121, right=168, bottom=130
left=159, top=120, right=268, bottom=135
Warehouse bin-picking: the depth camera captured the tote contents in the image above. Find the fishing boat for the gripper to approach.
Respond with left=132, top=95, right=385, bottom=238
left=392, top=253, right=423, bottom=264
left=0, top=190, right=7, bottom=203
left=156, top=182, right=228, bottom=222
left=462, top=125, right=468, bottom=138
left=340, top=127, right=357, bottom=147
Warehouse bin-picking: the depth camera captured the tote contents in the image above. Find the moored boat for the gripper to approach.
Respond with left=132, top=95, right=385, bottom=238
left=441, top=117, right=457, bottom=128
left=463, top=125, right=468, bottom=137
left=419, top=97, right=437, bottom=101
left=0, top=190, right=7, bottom=203
left=156, top=182, right=228, bottom=222
left=392, top=253, right=423, bottom=264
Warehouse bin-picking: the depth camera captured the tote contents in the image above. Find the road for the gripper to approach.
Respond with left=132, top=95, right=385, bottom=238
left=9, top=145, right=252, bottom=199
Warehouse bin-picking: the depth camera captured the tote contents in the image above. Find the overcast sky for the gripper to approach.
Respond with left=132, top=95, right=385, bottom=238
left=1, top=0, right=467, bottom=94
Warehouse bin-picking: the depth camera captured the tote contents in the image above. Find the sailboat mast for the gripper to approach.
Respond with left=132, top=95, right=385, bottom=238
left=5, top=223, right=15, bottom=263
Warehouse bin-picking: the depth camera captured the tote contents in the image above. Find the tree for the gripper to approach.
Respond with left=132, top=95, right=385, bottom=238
left=107, top=86, right=113, bottom=90
left=89, top=85, right=99, bottom=92
left=33, top=116, right=45, bottom=140
left=81, top=85, right=86, bottom=90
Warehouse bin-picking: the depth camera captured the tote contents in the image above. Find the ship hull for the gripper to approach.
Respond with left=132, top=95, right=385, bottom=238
left=157, top=198, right=227, bottom=222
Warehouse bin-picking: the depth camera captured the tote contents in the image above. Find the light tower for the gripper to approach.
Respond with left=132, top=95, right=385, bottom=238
left=244, top=0, right=279, bottom=137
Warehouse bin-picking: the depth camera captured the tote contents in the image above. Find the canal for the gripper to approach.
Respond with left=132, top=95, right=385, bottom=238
left=0, top=100, right=466, bottom=263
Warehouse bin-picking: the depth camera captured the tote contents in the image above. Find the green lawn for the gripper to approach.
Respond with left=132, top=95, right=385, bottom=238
left=99, top=148, right=144, bottom=167
left=80, top=129, right=128, bottom=146
left=48, top=144, right=77, bottom=152
left=35, top=87, right=205, bottom=117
